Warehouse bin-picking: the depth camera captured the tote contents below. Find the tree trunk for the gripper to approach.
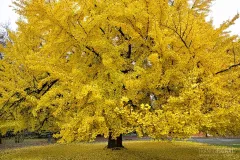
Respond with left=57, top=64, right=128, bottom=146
left=47, top=132, right=53, bottom=143
left=15, top=132, right=20, bottom=143
left=20, top=131, right=25, bottom=143
left=0, top=133, right=2, bottom=144
left=15, top=131, right=24, bottom=143
left=107, top=132, right=124, bottom=149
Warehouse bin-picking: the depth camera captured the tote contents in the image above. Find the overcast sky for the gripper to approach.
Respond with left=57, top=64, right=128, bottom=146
left=0, top=0, right=240, bottom=35
left=0, top=0, right=19, bottom=30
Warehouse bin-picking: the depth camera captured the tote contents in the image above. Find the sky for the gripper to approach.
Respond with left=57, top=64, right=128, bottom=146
left=0, top=0, right=240, bottom=35
left=208, top=0, right=240, bottom=35
left=0, top=0, right=19, bottom=30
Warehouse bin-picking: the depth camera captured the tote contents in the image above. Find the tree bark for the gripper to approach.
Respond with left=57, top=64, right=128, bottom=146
left=107, top=132, right=124, bottom=149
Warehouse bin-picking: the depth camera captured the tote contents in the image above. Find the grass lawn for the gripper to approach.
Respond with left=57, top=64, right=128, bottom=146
left=0, top=141, right=239, bottom=160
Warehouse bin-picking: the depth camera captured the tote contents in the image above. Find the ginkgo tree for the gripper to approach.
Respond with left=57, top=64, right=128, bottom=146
left=1, top=0, right=240, bottom=148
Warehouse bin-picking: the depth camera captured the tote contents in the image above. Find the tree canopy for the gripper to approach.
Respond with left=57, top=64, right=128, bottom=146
left=0, top=0, right=240, bottom=143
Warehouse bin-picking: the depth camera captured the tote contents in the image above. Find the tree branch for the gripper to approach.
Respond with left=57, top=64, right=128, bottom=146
left=85, top=46, right=101, bottom=58
left=127, top=44, right=132, bottom=58
left=215, top=63, right=240, bottom=75
left=118, top=27, right=129, bottom=40
left=40, top=79, right=59, bottom=96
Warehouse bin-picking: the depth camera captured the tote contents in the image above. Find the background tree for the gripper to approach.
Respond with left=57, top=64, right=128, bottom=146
left=1, top=0, right=240, bottom=148
left=0, top=25, right=9, bottom=144
left=0, top=26, right=8, bottom=59
left=0, top=25, right=59, bottom=143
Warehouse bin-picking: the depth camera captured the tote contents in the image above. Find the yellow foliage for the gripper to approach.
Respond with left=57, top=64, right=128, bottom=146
left=0, top=0, right=240, bottom=142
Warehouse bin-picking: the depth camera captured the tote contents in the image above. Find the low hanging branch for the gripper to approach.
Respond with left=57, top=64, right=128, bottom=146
left=215, top=63, right=240, bottom=75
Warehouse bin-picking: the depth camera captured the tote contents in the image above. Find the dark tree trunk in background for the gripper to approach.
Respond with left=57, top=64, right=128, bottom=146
left=47, top=132, right=53, bottom=143
left=15, top=132, right=20, bottom=143
left=15, top=131, right=24, bottom=143
left=0, top=133, right=2, bottom=144
left=107, top=132, right=124, bottom=149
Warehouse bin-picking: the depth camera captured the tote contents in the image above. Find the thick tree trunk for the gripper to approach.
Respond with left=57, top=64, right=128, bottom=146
left=107, top=132, right=124, bottom=149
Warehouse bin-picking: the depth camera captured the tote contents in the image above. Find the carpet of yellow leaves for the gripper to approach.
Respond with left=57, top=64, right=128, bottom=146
left=0, top=141, right=239, bottom=160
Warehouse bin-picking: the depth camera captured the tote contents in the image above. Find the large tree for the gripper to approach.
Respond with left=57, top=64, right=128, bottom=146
left=1, top=0, right=240, bottom=148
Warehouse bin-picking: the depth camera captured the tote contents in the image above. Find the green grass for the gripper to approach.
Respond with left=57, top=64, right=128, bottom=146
left=0, top=141, right=239, bottom=160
